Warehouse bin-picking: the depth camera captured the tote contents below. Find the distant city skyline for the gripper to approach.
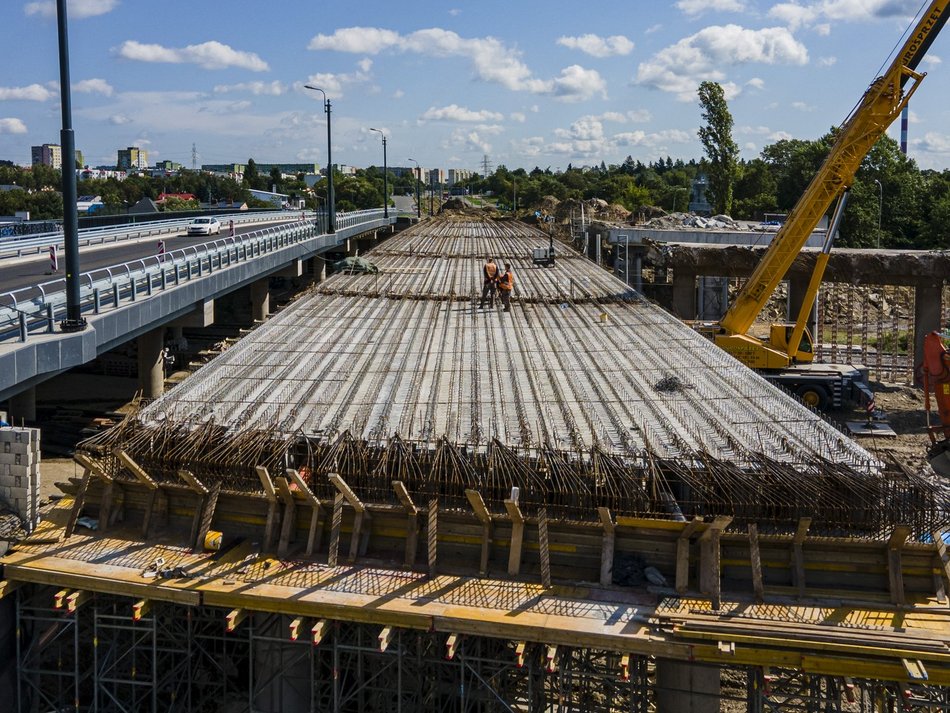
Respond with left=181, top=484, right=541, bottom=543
left=2, top=0, right=949, bottom=173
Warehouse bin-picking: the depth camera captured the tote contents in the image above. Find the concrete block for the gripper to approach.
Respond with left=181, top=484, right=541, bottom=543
left=4, top=441, right=33, bottom=456
left=0, top=454, right=28, bottom=466
left=6, top=465, right=29, bottom=479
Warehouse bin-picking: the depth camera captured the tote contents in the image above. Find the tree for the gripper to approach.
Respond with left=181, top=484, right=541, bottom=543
left=697, top=81, right=739, bottom=215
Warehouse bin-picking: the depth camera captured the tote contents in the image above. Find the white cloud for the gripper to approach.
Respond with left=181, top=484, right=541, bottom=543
left=552, top=65, right=608, bottom=102
left=557, top=34, right=634, bottom=58
left=768, top=0, right=920, bottom=30
left=541, top=116, right=693, bottom=160
left=309, top=26, right=603, bottom=98
left=115, top=40, right=269, bottom=71
left=420, top=104, right=504, bottom=122
left=73, top=78, right=113, bottom=96
left=746, top=77, right=765, bottom=89
left=817, top=56, right=837, bottom=67
left=510, top=111, right=526, bottom=122
left=923, top=54, right=942, bottom=66
left=791, top=101, right=815, bottom=111
left=392, top=89, right=405, bottom=99
left=914, top=131, right=950, bottom=154
left=645, top=24, right=663, bottom=34
left=0, top=118, right=28, bottom=134
left=0, top=83, right=54, bottom=101
left=109, top=114, right=133, bottom=125
left=24, top=0, right=118, bottom=19
left=443, top=128, right=492, bottom=154
left=357, top=58, right=373, bottom=73
left=628, top=109, right=652, bottom=122
left=214, top=81, right=287, bottom=96
left=676, top=0, right=746, bottom=16
left=635, top=24, right=808, bottom=101
left=769, top=130, right=794, bottom=140
left=298, top=60, right=373, bottom=99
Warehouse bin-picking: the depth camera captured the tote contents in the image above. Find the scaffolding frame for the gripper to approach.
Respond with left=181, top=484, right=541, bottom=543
left=12, top=584, right=950, bottom=712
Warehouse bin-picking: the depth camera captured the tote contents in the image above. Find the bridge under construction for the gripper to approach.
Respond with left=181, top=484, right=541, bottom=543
left=3, top=214, right=950, bottom=712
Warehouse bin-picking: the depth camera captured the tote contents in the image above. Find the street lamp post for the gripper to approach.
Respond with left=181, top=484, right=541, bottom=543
left=56, top=0, right=85, bottom=332
left=873, top=179, right=883, bottom=249
left=304, top=85, right=335, bottom=233
left=407, top=158, right=421, bottom=218
left=369, top=128, right=388, bottom=218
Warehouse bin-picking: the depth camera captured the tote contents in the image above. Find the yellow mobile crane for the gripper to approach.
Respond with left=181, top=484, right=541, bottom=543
left=711, top=0, right=948, bottom=410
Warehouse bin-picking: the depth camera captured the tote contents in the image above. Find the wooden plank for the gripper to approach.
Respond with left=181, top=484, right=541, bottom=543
left=63, top=467, right=92, bottom=539
left=0, top=580, right=23, bottom=599
left=349, top=511, right=365, bottom=562
left=287, top=469, right=323, bottom=556
left=675, top=517, right=703, bottom=594
left=466, top=489, right=492, bottom=576
left=792, top=517, right=811, bottom=598
left=505, top=499, right=525, bottom=577
left=177, top=469, right=208, bottom=495
left=263, top=501, right=279, bottom=553
left=114, top=449, right=158, bottom=490
left=255, top=466, right=277, bottom=501
left=700, top=530, right=722, bottom=610
left=888, top=525, right=911, bottom=606
left=748, top=523, right=764, bottom=602
left=141, top=489, right=158, bottom=538
left=329, top=473, right=365, bottom=513
left=327, top=493, right=343, bottom=567
left=598, top=507, right=615, bottom=587
left=428, top=499, right=439, bottom=577
left=538, top=507, right=551, bottom=588
left=98, top=480, right=115, bottom=534
left=74, top=452, right=112, bottom=483
left=393, top=482, right=419, bottom=569
left=275, top=477, right=296, bottom=559
left=195, top=482, right=222, bottom=552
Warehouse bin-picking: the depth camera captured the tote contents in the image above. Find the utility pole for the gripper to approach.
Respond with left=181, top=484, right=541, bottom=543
left=56, top=0, right=85, bottom=332
left=408, top=158, right=421, bottom=218
left=192, top=143, right=198, bottom=171
left=304, top=85, right=335, bottom=232
left=369, top=128, right=388, bottom=218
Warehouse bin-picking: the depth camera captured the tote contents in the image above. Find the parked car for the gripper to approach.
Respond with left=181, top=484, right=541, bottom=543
left=186, top=217, right=221, bottom=236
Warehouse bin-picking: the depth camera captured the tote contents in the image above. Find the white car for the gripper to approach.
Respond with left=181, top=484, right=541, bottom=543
left=186, top=217, right=221, bottom=236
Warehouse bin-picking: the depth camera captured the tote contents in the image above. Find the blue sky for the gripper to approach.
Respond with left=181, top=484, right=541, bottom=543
left=2, top=0, right=949, bottom=173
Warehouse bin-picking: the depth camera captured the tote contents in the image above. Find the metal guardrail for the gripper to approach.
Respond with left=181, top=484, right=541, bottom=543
left=0, top=211, right=301, bottom=259
left=0, top=209, right=386, bottom=344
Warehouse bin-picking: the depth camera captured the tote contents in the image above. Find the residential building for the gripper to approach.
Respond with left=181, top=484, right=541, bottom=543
left=31, top=144, right=62, bottom=169
left=447, top=168, right=473, bottom=187
left=117, top=146, right=148, bottom=171
left=427, top=168, right=445, bottom=186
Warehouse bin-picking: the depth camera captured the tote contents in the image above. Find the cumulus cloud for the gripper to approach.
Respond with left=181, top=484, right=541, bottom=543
left=914, top=131, right=950, bottom=153
left=214, top=81, right=287, bottom=96
left=768, top=0, right=920, bottom=30
left=676, top=0, right=746, bottom=16
left=635, top=24, right=808, bottom=101
left=0, top=84, right=54, bottom=101
left=73, top=78, right=113, bottom=95
left=24, top=0, right=117, bottom=19
left=557, top=34, right=634, bottom=58
left=115, top=40, right=269, bottom=71
left=539, top=116, right=693, bottom=159
left=746, top=77, right=765, bottom=89
left=420, top=104, right=504, bottom=122
left=0, top=118, right=28, bottom=134
left=791, top=101, right=815, bottom=111
left=309, top=26, right=604, bottom=99
left=297, top=60, right=373, bottom=99
left=443, top=128, right=492, bottom=155
left=109, top=114, right=133, bottom=125
left=818, top=56, right=837, bottom=66
left=510, top=111, right=526, bottom=122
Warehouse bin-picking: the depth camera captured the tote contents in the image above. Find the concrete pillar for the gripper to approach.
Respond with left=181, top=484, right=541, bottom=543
left=308, top=256, right=326, bottom=284
left=137, top=327, right=165, bottom=399
left=915, top=284, right=944, bottom=384
left=8, top=386, right=36, bottom=423
left=656, top=660, right=721, bottom=713
left=788, top=276, right=818, bottom=343
left=672, top=271, right=698, bottom=320
left=250, top=278, right=270, bottom=322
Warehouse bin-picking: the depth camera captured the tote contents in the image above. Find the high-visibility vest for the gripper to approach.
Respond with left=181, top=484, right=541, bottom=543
left=484, top=262, right=498, bottom=280
left=498, top=270, right=513, bottom=291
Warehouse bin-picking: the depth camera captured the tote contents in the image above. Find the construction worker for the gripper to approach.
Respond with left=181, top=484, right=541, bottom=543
left=497, top=263, right=514, bottom=312
left=479, top=256, right=498, bottom=309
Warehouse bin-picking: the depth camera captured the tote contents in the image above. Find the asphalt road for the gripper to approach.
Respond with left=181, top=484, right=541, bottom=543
left=0, top=220, right=298, bottom=295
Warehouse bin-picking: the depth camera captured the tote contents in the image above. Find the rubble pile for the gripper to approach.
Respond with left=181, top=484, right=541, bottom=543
left=642, top=212, right=742, bottom=230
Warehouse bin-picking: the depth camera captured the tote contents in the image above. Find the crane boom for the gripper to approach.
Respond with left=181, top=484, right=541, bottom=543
left=719, top=0, right=949, bottom=338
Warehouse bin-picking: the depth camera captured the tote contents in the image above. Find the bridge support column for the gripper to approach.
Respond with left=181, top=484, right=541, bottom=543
left=656, top=660, right=720, bottom=713
left=8, top=386, right=36, bottom=423
left=137, top=327, right=165, bottom=399
left=308, top=257, right=326, bottom=284
left=672, top=271, right=697, bottom=320
left=251, top=278, right=270, bottom=323
left=915, top=283, right=944, bottom=384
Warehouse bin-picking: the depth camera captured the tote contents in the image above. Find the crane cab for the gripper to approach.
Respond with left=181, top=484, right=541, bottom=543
left=768, top=323, right=816, bottom=364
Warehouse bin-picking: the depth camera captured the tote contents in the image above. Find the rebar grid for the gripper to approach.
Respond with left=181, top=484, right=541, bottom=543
left=80, top=215, right=945, bottom=539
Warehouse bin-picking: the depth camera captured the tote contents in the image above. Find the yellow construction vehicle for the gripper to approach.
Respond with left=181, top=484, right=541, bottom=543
left=710, top=0, right=948, bottom=410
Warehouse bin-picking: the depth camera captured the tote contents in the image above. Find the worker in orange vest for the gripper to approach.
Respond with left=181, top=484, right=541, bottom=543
left=479, top=257, right=498, bottom=309
left=497, top=263, right=514, bottom=312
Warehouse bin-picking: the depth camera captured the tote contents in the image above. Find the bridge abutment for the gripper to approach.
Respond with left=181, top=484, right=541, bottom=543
left=137, top=327, right=166, bottom=399
left=250, top=278, right=270, bottom=323
left=8, top=386, right=36, bottom=423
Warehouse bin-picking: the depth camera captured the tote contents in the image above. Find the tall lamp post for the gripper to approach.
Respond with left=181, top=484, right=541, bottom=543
left=304, top=85, right=335, bottom=233
left=369, top=128, right=388, bottom=218
left=407, top=158, right=422, bottom=218
left=56, top=0, right=85, bottom=332
left=873, top=179, right=883, bottom=249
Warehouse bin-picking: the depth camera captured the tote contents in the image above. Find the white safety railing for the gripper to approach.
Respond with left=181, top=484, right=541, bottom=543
left=0, top=210, right=300, bottom=259
left=0, top=209, right=387, bottom=344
